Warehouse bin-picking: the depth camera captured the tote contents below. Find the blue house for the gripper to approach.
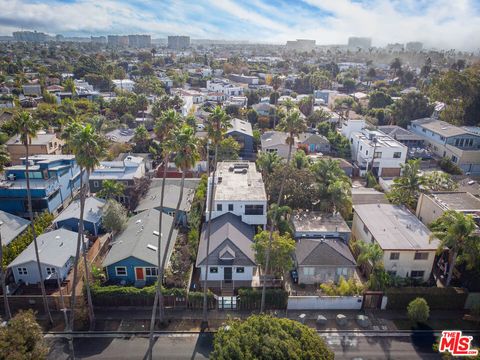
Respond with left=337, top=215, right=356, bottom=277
left=0, top=155, right=85, bottom=217
left=102, top=208, right=177, bottom=286
left=54, top=197, right=106, bottom=236
left=226, top=118, right=254, bottom=160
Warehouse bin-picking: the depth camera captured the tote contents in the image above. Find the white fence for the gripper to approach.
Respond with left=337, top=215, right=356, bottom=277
left=287, top=295, right=363, bottom=310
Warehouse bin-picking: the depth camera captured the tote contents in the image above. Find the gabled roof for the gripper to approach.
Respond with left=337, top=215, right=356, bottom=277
left=54, top=197, right=106, bottom=225
left=196, top=213, right=255, bottom=267
left=102, top=208, right=177, bottom=267
left=297, top=133, right=329, bottom=145
left=0, top=210, right=30, bottom=246
left=8, top=229, right=78, bottom=268
left=295, top=238, right=356, bottom=267
left=134, top=183, right=195, bottom=214
left=227, top=118, right=253, bottom=137
left=411, top=118, right=475, bottom=138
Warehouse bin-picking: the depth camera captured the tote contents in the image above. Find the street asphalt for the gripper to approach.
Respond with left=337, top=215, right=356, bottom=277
left=46, top=332, right=442, bottom=359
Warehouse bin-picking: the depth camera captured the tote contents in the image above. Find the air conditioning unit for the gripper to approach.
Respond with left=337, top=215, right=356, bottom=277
left=7, top=173, right=16, bottom=181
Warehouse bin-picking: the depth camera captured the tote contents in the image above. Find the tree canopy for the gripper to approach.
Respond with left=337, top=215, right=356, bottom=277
left=211, top=315, right=334, bottom=360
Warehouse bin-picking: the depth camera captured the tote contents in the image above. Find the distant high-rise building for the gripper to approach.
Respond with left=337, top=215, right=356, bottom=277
left=91, top=36, right=107, bottom=44
left=107, top=35, right=129, bottom=47
left=406, top=41, right=423, bottom=52
left=128, top=34, right=151, bottom=48
left=386, top=43, right=404, bottom=52
left=348, top=37, right=372, bottom=49
left=285, top=39, right=316, bottom=52
left=167, top=36, right=190, bottom=50
left=13, top=30, right=50, bottom=42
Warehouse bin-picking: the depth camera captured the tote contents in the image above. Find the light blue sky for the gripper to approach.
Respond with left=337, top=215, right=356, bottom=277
left=0, top=0, right=479, bottom=50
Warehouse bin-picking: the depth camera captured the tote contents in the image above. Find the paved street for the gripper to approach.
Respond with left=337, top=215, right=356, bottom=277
left=47, top=333, right=441, bottom=359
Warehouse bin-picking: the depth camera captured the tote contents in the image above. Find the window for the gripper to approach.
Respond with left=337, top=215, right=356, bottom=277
left=236, top=267, right=245, bottom=273
left=228, top=204, right=234, bottom=211
left=115, top=266, right=127, bottom=276
left=468, top=139, right=474, bottom=147
left=410, top=270, right=425, bottom=278
left=363, top=224, right=369, bottom=235
left=93, top=181, right=100, bottom=188
left=360, top=146, right=362, bottom=151
left=303, top=267, right=315, bottom=276
left=412, top=124, right=417, bottom=128
left=17, top=267, right=28, bottom=275
left=393, top=152, right=401, bottom=158
left=440, top=136, right=445, bottom=141
left=374, top=151, right=382, bottom=159
left=414, top=252, right=429, bottom=260
left=390, top=252, right=400, bottom=260
left=245, top=205, right=264, bottom=215
left=216, top=204, right=222, bottom=211
left=365, top=150, right=369, bottom=155
left=46, top=267, right=56, bottom=275
left=209, top=267, right=218, bottom=273
left=422, top=128, right=426, bottom=133
left=387, top=270, right=397, bottom=276
left=336, top=268, right=349, bottom=276
left=145, top=267, right=158, bottom=276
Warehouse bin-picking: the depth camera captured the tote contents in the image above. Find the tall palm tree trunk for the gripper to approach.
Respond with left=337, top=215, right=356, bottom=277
left=147, top=153, right=169, bottom=360
left=80, top=171, right=95, bottom=328
left=25, top=143, right=53, bottom=324
left=0, top=227, right=11, bottom=320
left=260, top=143, right=293, bottom=312
left=446, top=249, right=458, bottom=287
left=69, top=171, right=84, bottom=331
left=202, top=145, right=218, bottom=324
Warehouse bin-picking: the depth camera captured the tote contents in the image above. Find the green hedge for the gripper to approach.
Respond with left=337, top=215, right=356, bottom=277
left=237, top=288, right=288, bottom=310
left=2, top=212, right=54, bottom=267
left=91, top=284, right=213, bottom=308
left=385, top=287, right=468, bottom=310
left=187, top=174, right=207, bottom=259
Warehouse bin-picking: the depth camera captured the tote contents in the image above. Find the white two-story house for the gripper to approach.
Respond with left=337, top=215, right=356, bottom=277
left=352, top=203, right=439, bottom=282
left=205, top=161, right=267, bottom=227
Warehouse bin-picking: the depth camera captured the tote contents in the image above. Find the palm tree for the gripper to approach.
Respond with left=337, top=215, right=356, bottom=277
left=387, top=159, right=424, bottom=209
left=147, top=110, right=182, bottom=359
left=97, top=179, right=125, bottom=200
left=430, top=211, right=479, bottom=287
left=11, top=111, right=53, bottom=324
left=68, top=124, right=107, bottom=331
left=267, top=204, right=292, bottom=236
left=261, top=110, right=306, bottom=312
left=0, top=144, right=11, bottom=320
left=202, top=106, right=230, bottom=325
left=390, top=57, right=402, bottom=77
left=256, top=151, right=281, bottom=179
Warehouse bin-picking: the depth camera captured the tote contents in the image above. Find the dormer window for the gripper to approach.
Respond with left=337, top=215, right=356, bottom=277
left=219, top=245, right=235, bottom=260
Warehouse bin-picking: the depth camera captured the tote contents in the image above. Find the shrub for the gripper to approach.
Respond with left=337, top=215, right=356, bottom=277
left=407, top=297, right=430, bottom=323
left=438, top=157, right=462, bottom=175
left=386, top=287, right=467, bottom=310
left=320, top=276, right=364, bottom=296
left=237, top=288, right=288, bottom=310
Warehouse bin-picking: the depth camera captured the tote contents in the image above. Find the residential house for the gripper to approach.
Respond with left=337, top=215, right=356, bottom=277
left=0, top=155, right=84, bottom=217
left=346, top=123, right=408, bottom=177
left=134, top=180, right=197, bottom=226
left=228, top=74, right=259, bottom=85
left=196, top=213, right=256, bottom=291
left=6, top=131, right=64, bottom=165
left=206, top=79, right=243, bottom=96
left=297, top=133, right=331, bottom=154
left=295, top=238, right=356, bottom=284
left=352, top=204, right=439, bottom=282
left=409, top=118, right=480, bottom=174
left=226, top=118, right=254, bottom=160
left=54, top=197, right=106, bottom=236
left=102, top=209, right=177, bottom=286
left=112, top=79, right=135, bottom=92
left=89, top=155, right=146, bottom=208
left=252, top=102, right=272, bottom=117
left=352, top=187, right=389, bottom=206
left=206, top=161, right=267, bottom=227
left=8, top=229, right=78, bottom=284
left=22, top=84, right=42, bottom=97
left=416, top=192, right=480, bottom=227
left=0, top=210, right=30, bottom=246
left=291, top=211, right=351, bottom=242
left=378, top=125, right=424, bottom=149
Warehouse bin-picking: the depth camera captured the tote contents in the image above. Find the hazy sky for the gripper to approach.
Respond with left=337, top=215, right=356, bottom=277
left=0, top=0, right=479, bottom=50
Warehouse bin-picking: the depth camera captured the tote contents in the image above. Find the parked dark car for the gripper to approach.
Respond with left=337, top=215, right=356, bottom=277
left=290, top=269, right=299, bottom=284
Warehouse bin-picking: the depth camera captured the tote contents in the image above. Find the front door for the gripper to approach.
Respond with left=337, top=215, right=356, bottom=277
left=135, top=268, right=144, bottom=281
left=224, top=267, right=232, bottom=283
